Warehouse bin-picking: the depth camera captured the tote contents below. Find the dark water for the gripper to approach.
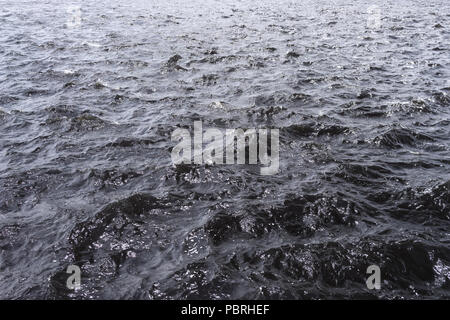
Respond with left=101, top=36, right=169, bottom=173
left=0, top=0, right=449, bottom=299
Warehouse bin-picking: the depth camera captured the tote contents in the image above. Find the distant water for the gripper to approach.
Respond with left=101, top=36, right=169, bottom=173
left=0, top=0, right=449, bottom=299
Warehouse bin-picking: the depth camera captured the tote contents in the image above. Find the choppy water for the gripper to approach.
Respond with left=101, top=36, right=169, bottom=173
left=0, top=0, right=449, bottom=299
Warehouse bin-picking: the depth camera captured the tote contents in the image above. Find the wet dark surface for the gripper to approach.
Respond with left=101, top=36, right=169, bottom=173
left=0, top=0, right=449, bottom=299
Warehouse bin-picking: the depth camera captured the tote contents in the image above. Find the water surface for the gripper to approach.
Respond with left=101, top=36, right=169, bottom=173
left=0, top=0, right=449, bottom=299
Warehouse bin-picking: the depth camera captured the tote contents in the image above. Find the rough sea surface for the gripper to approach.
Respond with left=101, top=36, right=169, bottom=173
left=0, top=0, right=449, bottom=299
